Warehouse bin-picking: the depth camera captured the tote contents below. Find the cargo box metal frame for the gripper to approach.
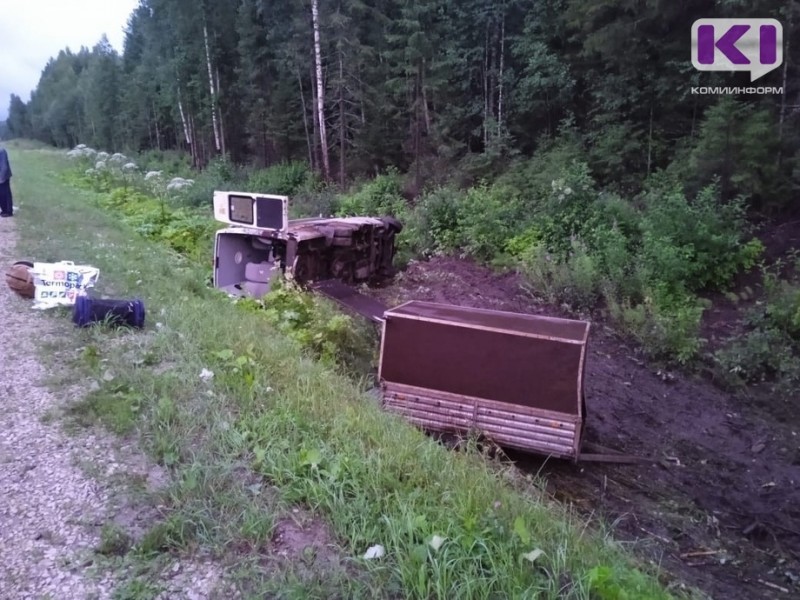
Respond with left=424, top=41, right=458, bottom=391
left=378, top=301, right=590, bottom=461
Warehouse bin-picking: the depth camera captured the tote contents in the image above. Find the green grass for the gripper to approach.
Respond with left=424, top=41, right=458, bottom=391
left=97, top=524, right=134, bottom=557
left=112, top=578, right=162, bottom=600
left=6, top=140, right=686, bottom=599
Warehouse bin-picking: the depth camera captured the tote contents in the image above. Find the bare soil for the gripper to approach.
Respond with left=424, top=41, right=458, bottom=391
left=367, top=255, right=800, bottom=600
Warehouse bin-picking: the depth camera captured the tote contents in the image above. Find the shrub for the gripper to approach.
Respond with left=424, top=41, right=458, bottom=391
left=591, top=223, right=640, bottom=301
left=95, top=187, right=215, bottom=260
left=495, top=133, right=587, bottom=197
left=534, top=161, right=599, bottom=259
left=639, top=182, right=761, bottom=293
left=456, top=184, right=529, bottom=261
left=289, top=188, right=339, bottom=218
left=757, top=264, right=800, bottom=338
left=714, top=327, right=799, bottom=387
left=608, top=286, right=706, bottom=364
left=158, top=211, right=218, bottom=261
left=519, top=239, right=602, bottom=311
left=135, top=149, right=192, bottom=176
left=505, top=227, right=543, bottom=259
left=179, top=155, right=245, bottom=207
left=407, top=186, right=464, bottom=255
left=336, top=170, right=409, bottom=219
left=246, top=161, right=319, bottom=197
left=245, top=278, right=377, bottom=375
left=586, top=118, right=646, bottom=193
left=714, top=265, right=800, bottom=397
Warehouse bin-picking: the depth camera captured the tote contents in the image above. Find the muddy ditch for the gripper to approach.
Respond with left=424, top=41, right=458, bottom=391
left=364, top=256, right=800, bottom=600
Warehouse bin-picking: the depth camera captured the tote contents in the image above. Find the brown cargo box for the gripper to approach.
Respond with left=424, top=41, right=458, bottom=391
left=378, top=301, right=590, bottom=460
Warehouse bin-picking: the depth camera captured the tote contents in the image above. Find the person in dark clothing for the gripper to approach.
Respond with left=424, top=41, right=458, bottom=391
left=0, top=147, right=13, bottom=217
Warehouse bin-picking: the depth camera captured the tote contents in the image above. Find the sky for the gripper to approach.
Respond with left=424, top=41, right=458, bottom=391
left=0, top=0, right=140, bottom=121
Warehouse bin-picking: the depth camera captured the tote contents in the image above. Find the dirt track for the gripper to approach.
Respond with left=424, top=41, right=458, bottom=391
left=367, top=256, right=800, bottom=600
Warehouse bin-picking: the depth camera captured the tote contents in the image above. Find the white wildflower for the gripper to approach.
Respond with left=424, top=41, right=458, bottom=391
left=199, top=368, right=215, bottom=382
left=96, top=151, right=110, bottom=161
left=109, top=152, right=127, bottom=164
left=69, top=146, right=97, bottom=159
left=122, top=162, right=138, bottom=173
left=95, top=160, right=107, bottom=170
left=144, top=170, right=163, bottom=181
left=167, top=177, right=194, bottom=192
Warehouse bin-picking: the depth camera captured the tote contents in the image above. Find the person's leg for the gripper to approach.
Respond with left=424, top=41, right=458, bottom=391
left=0, top=181, right=12, bottom=215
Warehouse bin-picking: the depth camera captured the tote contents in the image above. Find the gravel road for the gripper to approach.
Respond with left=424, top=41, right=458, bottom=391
left=0, top=216, right=226, bottom=599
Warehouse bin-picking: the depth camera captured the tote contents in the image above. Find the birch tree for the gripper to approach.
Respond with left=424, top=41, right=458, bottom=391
left=311, top=0, right=331, bottom=180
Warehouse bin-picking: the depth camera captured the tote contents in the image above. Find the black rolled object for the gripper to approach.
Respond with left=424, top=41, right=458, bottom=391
left=73, top=296, right=146, bottom=329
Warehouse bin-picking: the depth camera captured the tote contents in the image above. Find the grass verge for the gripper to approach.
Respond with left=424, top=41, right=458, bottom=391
left=7, top=140, right=684, bottom=599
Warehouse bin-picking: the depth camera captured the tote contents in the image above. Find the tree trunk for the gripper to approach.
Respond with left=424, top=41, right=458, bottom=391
left=487, top=22, right=496, bottom=138
left=359, top=65, right=366, bottom=125
left=646, top=100, right=654, bottom=175
left=152, top=100, right=161, bottom=150
left=204, top=23, right=221, bottom=153
left=483, top=24, right=489, bottom=147
left=421, top=59, right=431, bottom=135
left=298, top=69, right=314, bottom=170
left=188, top=112, right=197, bottom=168
left=310, top=64, right=320, bottom=171
left=414, top=61, right=422, bottom=192
left=545, top=93, right=552, bottom=136
left=339, top=52, right=346, bottom=187
left=177, top=87, right=191, bottom=147
left=497, top=16, right=505, bottom=136
left=311, top=0, right=330, bottom=180
left=216, top=66, right=226, bottom=156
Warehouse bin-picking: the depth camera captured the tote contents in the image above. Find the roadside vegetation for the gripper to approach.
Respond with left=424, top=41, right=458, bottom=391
left=9, top=142, right=685, bottom=598
left=59, top=130, right=800, bottom=409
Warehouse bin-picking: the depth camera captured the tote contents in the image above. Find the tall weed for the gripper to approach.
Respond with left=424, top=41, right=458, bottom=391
left=519, top=240, right=602, bottom=311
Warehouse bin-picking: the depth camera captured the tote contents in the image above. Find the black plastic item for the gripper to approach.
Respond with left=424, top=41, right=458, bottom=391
left=72, top=296, right=146, bottom=329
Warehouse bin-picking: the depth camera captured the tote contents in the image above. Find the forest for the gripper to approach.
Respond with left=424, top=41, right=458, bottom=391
left=4, top=0, right=799, bottom=202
